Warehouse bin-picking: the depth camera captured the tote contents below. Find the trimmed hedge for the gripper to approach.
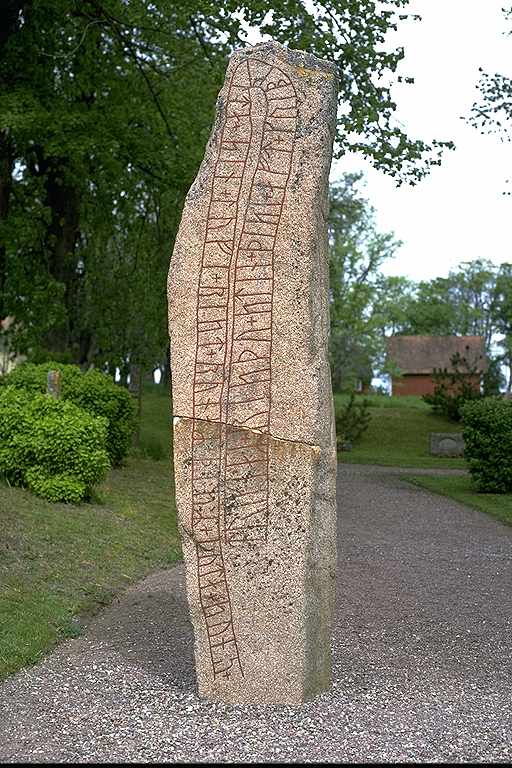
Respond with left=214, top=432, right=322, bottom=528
left=0, top=386, right=110, bottom=503
left=0, top=362, right=81, bottom=395
left=66, top=370, right=135, bottom=465
left=0, top=362, right=135, bottom=465
left=462, top=397, right=512, bottom=493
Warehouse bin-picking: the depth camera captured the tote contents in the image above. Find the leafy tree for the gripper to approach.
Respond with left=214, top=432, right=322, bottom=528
left=0, top=0, right=224, bottom=364
left=372, top=273, right=416, bottom=338
left=397, top=259, right=506, bottom=350
left=446, top=260, right=500, bottom=348
left=399, top=277, right=458, bottom=336
left=0, top=1, right=453, bottom=371
left=328, top=174, right=401, bottom=390
left=456, top=6, right=512, bottom=388
left=494, top=262, right=512, bottom=391
left=483, top=356, right=505, bottom=397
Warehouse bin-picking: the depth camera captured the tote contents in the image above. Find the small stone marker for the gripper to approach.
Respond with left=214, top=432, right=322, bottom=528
left=46, top=369, right=61, bottom=399
left=168, top=41, right=337, bottom=705
left=430, top=432, right=465, bottom=457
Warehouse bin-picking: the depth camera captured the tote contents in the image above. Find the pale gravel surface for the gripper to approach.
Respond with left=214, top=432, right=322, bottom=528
left=1, top=463, right=511, bottom=763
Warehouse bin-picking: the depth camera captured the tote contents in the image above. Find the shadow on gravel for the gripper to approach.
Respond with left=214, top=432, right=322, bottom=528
left=86, top=575, right=197, bottom=692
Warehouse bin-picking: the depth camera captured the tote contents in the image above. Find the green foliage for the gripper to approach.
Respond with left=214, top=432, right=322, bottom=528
left=67, top=370, right=136, bottom=465
left=1, top=362, right=135, bottom=464
left=483, top=356, right=506, bottom=396
left=328, top=174, right=402, bottom=390
left=24, top=468, right=89, bottom=505
left=0, top=386, right=110, bottom=502
left=335, top=392, right=372, bottom=448
left=0, top=381, right=179, bottom=679
left=494, top=262, right=512, bottom=392
left=423, top=353, right=482, bottom=422
left=400, top=276, right=458, bottom=336
left=462, top=397, right=512, bottom=493
left=0, top=2, right=452, bottom=370
left=0, top=361, right=82, bottom=395
left=397, top=259, right=507, bottom=342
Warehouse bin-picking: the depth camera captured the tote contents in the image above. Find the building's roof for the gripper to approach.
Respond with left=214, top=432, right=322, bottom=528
left=387, top=335, right=488, bottom=375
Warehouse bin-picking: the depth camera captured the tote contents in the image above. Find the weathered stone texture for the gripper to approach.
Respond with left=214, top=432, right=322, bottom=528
left=430, top=432, right=465, bottom=457
left=168, top=40, right=338, bottom=704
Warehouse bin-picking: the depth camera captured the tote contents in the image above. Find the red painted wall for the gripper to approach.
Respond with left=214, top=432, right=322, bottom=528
left=392, top=374, right=481, bottom=397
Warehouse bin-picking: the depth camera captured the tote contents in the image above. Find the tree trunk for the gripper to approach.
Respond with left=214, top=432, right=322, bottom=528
left=129, top=364, right=143, bottom=447
left=78, top=327, right=94, bottom=369
left=0, top=3, right=19, bottom=318
left=41, top=157, right=81, bottom=356
left=0, top=132, right=13, bottom=319
left=118, top=362, right=129, bottom=387
left=161, top=344, right=171, bottom=388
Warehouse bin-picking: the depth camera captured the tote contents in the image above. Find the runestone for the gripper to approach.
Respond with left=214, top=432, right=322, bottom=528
left=168, top=40, right=338, bottom=704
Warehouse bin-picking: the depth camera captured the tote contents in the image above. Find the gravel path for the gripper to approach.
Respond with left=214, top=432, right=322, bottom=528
left=1, top=463, right=511, bottom=763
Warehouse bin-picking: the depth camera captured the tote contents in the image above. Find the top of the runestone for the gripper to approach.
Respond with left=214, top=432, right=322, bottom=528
left=229, top=39, right=338, bottom=80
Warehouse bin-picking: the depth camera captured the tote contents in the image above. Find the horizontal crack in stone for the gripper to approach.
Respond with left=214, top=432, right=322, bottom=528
left=172, top=413, right=321, bottom=451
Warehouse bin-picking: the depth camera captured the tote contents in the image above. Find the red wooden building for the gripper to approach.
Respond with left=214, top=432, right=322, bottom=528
left=386, top=335, right=487, bottom=397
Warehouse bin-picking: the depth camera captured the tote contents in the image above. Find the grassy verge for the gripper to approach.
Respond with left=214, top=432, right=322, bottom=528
left=334, top=395, right=466, bottom=470
left=0, top=385, right=179, bottom=680
left=407, top=475, right=512, bottom=526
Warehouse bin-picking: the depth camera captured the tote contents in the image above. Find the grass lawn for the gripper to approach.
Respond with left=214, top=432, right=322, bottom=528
left=334, top=393, right=430, bottom=411
left=407, top=475, right=512, bottom=527
left=136, top=382, right=173, bottom=461
left=0, top=385, right=179, bottom=680
left=334, top=393, right=466, bottom=470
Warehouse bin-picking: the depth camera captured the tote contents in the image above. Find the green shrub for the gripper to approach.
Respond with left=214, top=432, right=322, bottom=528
left=0, top=362, right=81, bottom=396
left=0, top=362, right=135, bottom=465
left=0, top=387, right=110, bottom=503
left=461, top=397, right=512, bottom=493
left=335, top=392, right=371, bottom=450
left=65, top=370, right=136, bottom=465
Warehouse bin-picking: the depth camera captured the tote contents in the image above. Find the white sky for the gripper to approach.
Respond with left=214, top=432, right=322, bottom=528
left=331, top=0, right=512, bottom=282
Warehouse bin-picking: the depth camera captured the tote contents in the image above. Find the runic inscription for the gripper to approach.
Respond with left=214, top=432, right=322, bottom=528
left=170, top=40, right=338, bottom=705
left=191, top=57, right=297, bottom=678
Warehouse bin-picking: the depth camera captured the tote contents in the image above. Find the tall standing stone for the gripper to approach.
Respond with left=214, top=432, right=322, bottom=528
left=168, top=41, right=338, bottom=705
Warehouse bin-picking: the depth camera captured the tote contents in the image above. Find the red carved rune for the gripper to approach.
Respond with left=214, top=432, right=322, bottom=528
left=191, top=56, right=297, bottom=679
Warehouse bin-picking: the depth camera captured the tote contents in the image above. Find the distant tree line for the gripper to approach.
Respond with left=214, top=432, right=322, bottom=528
left=328, top=175, right=512, bottom=392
